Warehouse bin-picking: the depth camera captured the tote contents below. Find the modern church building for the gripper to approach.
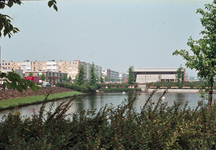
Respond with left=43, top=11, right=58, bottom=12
left=133, top=67, right=185, bottom=83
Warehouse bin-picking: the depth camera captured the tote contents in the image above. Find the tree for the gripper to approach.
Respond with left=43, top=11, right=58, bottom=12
left=127, top=66, right=135, bottom=85
left=104, top=75, right=109, bottom=82
left=0, top=70, right=40, bottom=93
left=175, top=65, right=184, bottom=84
left=28, top=72, right=33, bottom=77
left=173, top=1, right=216, bottom=105
left=62, top=74, right=67, bottom=82
left=39, top=73, right=46, bottom=81
left=75, top=65, right=85, bottom=85
left=0, top=1, right=57, bottom=94
left=89, top=62, right=97, bottom=86
left=100, top=76, right=104, bottom=83
left=67, top=76, right=72, bottom=82
left=0, top=0, right=58, bottom=38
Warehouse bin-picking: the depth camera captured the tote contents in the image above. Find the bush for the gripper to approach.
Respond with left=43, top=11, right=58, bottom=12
left=56, top=82, right=97, bottom=93
left=1, top=91, right=216, bottom=149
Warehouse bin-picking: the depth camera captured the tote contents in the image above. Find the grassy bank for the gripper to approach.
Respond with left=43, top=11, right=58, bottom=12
left=0, top=91, right=83, bottom=110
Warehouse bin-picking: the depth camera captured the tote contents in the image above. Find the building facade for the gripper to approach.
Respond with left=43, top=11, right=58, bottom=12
left=102, top=69, right=124, bottom=80
left=1, top=60, right=102, bottom=82
left=133, top=67, right=185, bottom=83
left=25, top=71, right=67, bottom=84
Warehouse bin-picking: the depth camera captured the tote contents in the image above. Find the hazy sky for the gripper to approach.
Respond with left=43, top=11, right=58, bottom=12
left=1, top=0, right=213, bottom=76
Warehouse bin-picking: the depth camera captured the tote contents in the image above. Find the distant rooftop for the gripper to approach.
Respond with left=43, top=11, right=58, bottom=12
left=134, top=67, right=180, bottom=72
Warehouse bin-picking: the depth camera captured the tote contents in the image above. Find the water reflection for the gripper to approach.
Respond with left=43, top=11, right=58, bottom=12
left=0, top=92, right=215, bottom=120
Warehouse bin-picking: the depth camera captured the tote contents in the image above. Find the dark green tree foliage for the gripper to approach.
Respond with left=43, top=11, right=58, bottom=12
left=75, top=65, right=85, bottom=85
left=173, top=1, right=216, bottom=105
left=62, top=74, right=67, bottom=82
left=0, top=0, right=57, bottom=38
left=39, top=73, right=46, bottom=81
left=0, top=70, right=40, bottom=93
left=68, top=76, right=72, bottom=82
left=176, top=65, right=184, bottom=84
left=127, top=66, right=135, bottom=85
left=100, top=76, right=104, bottom=83
left=89, top=62, right=97, bottom=86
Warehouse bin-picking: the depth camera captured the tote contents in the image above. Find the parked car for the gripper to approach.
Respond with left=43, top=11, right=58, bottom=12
left=41, top=82, right=51, bottom=87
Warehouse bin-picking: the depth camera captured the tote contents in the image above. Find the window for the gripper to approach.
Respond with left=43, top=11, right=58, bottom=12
left=5, top=63, right=7, bottom=65
left=72, top=66, right=74, bottom=69
left=8, top=67, right=10, bottom=69
left=75, top=71, right=78, bottom=73
left=33, top=62, right=35, bottom=65
left=170, top=79, right=174, bottom=82
left=17, top=63, right=20, bottom=65
left=72, top=75, right=74, bottom=78
left=69, top=66, right=71, bottom=69
left=2, top=63, right=4, bottom=65
left=59, top=67, right=61, bottom=69
left=69, top=62, right=71, bottom=64
left=59, top=62, right=61, bottom=65
left=69, top=71, right=71, bottom=73
left=33, top=67, right=35, bottom=69
left=43, top=67, right=45, bottom=69
left=8, top=63, right=10, bottom=65
left=43, top=62, right=45, bottom=65
left=72, top=71, right=74, bottom=73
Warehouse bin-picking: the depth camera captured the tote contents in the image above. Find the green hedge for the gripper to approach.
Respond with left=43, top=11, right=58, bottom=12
left=56, top=82, right=97, bottom=93
left=146, top=81, right=216, bottom=89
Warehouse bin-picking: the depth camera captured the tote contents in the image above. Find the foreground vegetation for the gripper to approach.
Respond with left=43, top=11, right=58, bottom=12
left=0, top=90, right=215, bottom=149
left=0, top=91, right=83, bottom=110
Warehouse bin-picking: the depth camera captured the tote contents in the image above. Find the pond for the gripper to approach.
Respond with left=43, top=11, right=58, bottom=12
left=0, top=92, right=215, bottom=120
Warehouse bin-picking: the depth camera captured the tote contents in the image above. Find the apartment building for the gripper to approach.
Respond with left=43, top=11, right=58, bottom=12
left=119, top=72, right=128, bottom=79
left=25, top=71, right=67, bottom=84
left=1, top=60, right=102, bottom=81
left=102, top=69, right=120, bottom=80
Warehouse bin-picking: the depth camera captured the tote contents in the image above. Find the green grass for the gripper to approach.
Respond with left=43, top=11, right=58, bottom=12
left=0, top=91, right=83, bottom=110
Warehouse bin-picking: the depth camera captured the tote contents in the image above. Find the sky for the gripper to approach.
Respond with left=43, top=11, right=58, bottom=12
left=0, top=0, right=213, bottom=76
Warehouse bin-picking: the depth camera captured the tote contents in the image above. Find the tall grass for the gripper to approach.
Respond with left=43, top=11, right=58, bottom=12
left=0, top=90, right=216, bottom=149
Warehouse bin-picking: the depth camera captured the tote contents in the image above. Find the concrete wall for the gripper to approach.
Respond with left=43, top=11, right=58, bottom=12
left=136, top=74, right=176, bottom=83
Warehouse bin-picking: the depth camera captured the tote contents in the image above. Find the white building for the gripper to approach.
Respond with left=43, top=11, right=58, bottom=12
left=46, top=61, right=58, bottom=72
left=133, top=67, right=185, bottom=83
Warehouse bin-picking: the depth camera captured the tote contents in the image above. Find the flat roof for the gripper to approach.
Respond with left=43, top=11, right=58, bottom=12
left=134, top=67, right=179, bottom=72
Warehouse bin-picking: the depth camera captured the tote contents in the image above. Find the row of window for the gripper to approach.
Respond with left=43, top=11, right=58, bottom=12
left=2, top=63, right=10, bottom=65
left=161, top=79, right=175, bottom=82
left=2, top=67, right=10, bottom=69
left=59, top=66, right=78, bottom=69
left=59, top=61, right=77, bottom=65
left=68, top=71, right=78, bottom=74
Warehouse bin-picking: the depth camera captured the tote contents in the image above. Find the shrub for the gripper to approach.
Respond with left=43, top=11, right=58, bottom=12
left=1, top=91, right=216, bottom=149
